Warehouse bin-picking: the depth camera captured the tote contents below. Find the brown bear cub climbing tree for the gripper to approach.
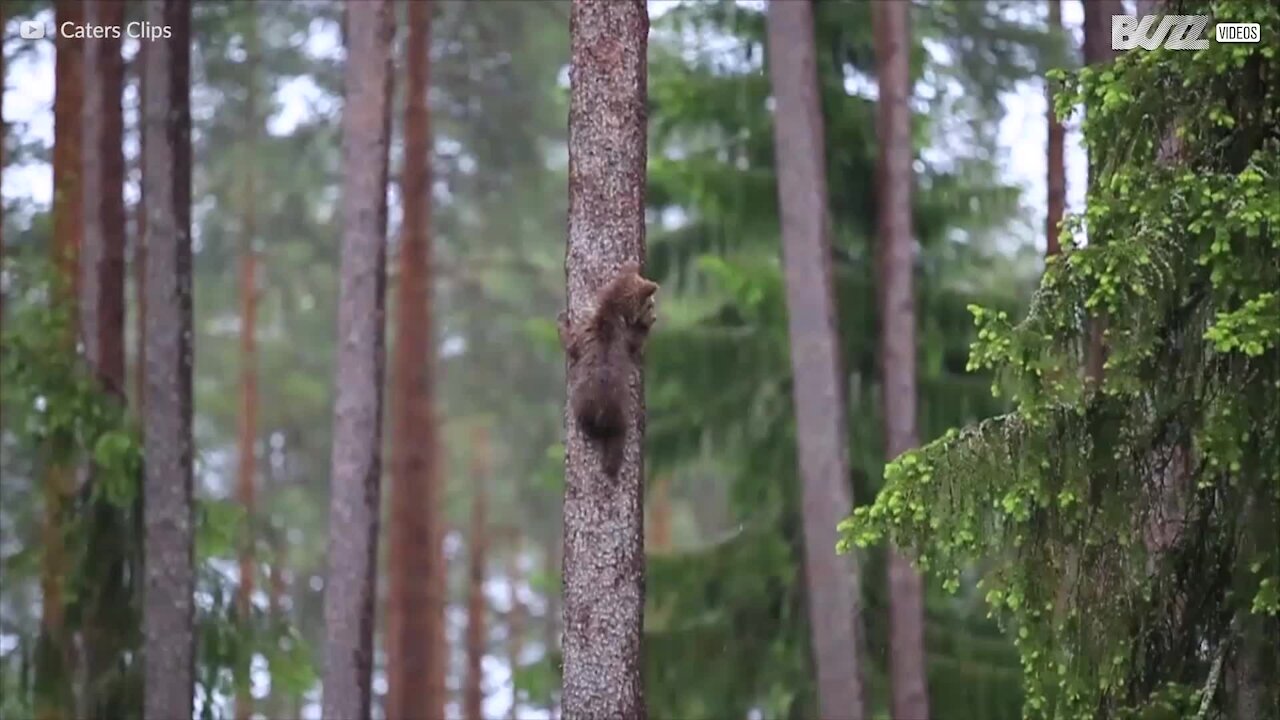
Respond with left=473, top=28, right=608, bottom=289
left=558, top=261, right=658, bottom=477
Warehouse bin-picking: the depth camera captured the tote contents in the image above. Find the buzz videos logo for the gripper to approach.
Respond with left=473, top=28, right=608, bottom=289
left=1112, top=15, right=1261, bottom=50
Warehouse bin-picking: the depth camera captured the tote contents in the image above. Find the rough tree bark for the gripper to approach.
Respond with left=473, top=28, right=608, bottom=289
left=560, top=1, right=649, bottom=717
left=872, top=3, right=931, bottom=719
left=141, top=0, right=195, bottom=716
left=320, top=2, right=395, bottom=718
left=80, top=0, right=126, bottom=393
left=79, top=1, right=130, bottom=715
left=235, top=7, right=261, bottom=719
left=765, top=1, right=868, bottom=718
left=37, top=4, right=85, bottom=717
left=465, top=424, right=491, bottom=720
left=1046, top=0, right=1066, bottom=258
left=385, top=0, right=447, bottom=716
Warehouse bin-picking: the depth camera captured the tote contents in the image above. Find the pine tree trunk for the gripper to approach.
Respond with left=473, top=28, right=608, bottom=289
left=79, top=2, right=131, bottom=715
left=1046, top=0, right=1066, bottom=258
left=141, top=0, right=195, bottom=716
left=765, top=1, right=868, bottom=717
left=37, top=4, right=85, bottom=717
left=465, top=425, right=491, bottom=720
left=385, top=1, right=447, bottom=716
left=320, top=2, right=395, bottom=717
left=80, top=0, right=127, bottom=393
left=647, top=475, right=672, bottom=552
left=235, top=9, right=261, bottom=719
left=561, top=2, right=650, bottom=717
left=872, top=3, right=931, bottom=719
left=1081, top=0, right=1123, bottom=385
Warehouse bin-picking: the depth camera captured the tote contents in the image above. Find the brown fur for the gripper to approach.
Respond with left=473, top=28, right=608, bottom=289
left=559, top=261, right=658, bottom=477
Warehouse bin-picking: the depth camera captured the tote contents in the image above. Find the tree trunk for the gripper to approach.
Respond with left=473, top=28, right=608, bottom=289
left=465, top=425, right=491, bottom=720
left=1046, top=0, right=1066, bottom=258
left=53, top=0, right=84, bottom=306
left=235, top=8, right=261, bottom=719
left=561, top=1, right=649, bottom=717
left=79, top=2, right=130, bottom=715
left=141, top=0, right=194, bottom=716
left=37, top=4, right=85, bottom=717
left=320, top=2, right=395, bottom=717
left=647, top=475, right=672, bottom=552
left=80, top=0, right=127, bottom=394
left=765, top=1, right=868, bottom=718
left=385, top=1, right=447, bottom=716
left=1081, top=0, right=1123, bottom=71
left=1081, top=0, right=1122, bottom=385
left=871, top=3, right=931, bottom=719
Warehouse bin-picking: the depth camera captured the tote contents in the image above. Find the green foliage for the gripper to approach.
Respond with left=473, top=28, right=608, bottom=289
left=0, top=263, right=315, bottom=718
left=1, top=276, right=142, bottom=482
left=844, top=2, right=1280, bottom=717
left=642, top=0, right=1047, bottom=716
left=1, top=265, right=144, bottom=716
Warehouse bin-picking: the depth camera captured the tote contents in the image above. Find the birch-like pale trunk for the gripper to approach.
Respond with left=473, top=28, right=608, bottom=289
left=320, top=2, right=395, bottom=718
left=872, top=2, right=931, bottom=718
left=766, top=1, right=868, bottom=717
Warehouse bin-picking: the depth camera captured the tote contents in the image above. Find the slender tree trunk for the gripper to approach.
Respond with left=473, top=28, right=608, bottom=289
left=465, top=425, right=491, bottom=720
left=385, top=1, right=446, bottom=716
left=141, top=0, right=194, bottom=716
left=80, top=2, right=130, bottom=715
left=52, top=0, right=84, bottom=305
left=234, top=8, right=262, bottom=719
left=647, top=475, right=672, bottom=552
left=233, top=208, right=259, bottom=710
left=561, top=1, right=649, bottom=717
left=765, top=1, right=868, bottom=717
left=37, top=4, right=85, bottom=717
left=1081, top=0, right=1122, bottom=385
left=871, top=3, right=931, bottom=719
left=320, top=2, right=395, bottom=717
left=1046, top=0, right=1066, bottom=258
left=80, top=0, right=127, bottom=393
